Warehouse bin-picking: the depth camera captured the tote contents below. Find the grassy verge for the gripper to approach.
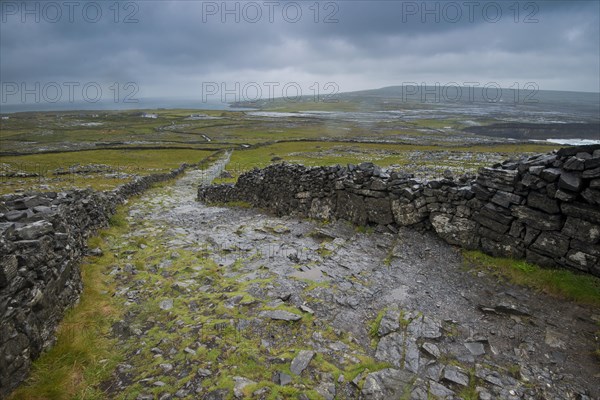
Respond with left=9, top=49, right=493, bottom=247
left=0, top=149, right=215, bottom=194
left=462, top=250, right=600, bottom=307
left=8, top=206, right=131, bottom=400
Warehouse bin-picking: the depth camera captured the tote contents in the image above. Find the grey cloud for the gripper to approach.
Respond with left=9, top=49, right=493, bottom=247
left=1, top=0, right=598, bottom=99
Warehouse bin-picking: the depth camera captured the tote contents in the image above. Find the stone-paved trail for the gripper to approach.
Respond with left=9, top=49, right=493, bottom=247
left=101, top=159, right=599, bottom=399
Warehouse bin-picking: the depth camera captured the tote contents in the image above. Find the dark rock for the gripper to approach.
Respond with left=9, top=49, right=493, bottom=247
left=0, top=255, right=18, bottom=288
left=361, top=368, right=414, bottom=400
left=491, top=191, right=522, bottom=208
left=558, top=172, right=583, bottom=192
left=472, top=184, right=493, bottom=201
left=336, top=192, right=367, bottom=225
left=563, top=157, right=586, bottom=171
left=364, top=197, right=393, bottom=225
left=583, top=166, right=600, bottom=179
left=581, top=188, right=600, bottom=205
left=481, top=237, right=524, bottom=258
left=442, top=366, right=469, bottom=387
left=540, top=168, right=561, bottom=182
left=477, top=168, right=519, bottom=192
left=527, top=192, right=560, bottom=214
left=512, top=206, right=563, bottom=231
left=554, top=189, right=578, bottom=202
left=526, top=249, right=557, bottom=267
left=585, top=157, right=600, bottom=170
left=562, top=202, right=600, bottom=224
left=562, top=217, right=600, bottom=244
left=4, top=210, right=27, bottom=222
left=531, top=232, right=570, bottom=258
left=273, top=372, right=292, bottom=386
left=14, top=220, right=53, bottom=240
left=557, top=144, right=600, bottom=157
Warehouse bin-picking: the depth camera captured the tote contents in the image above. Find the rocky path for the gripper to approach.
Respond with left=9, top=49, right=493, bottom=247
left=100, top=158, right=599, bottom=399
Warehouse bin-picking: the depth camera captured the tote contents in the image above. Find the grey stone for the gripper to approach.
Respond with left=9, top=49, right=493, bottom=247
left=442, top=365, right=469, bottom=387
left=527, top=192, right=559, bottom=214
left=562, top=217, right=600, bottom=244
left=336, top=192, right=367, bottom=225
left=563, top=157, right=586, bottom=171
left=558, top=171, right=583, bottom=192
left=361, top=368, right=414, bottom=400
left=0, top=255, right=18, bottom=288
left=299, top=304, right=315, bottom=314
left=233, top=376, right=256, bottom=398
left=4, top=210, right=27, bottom=222
left=377, top=309, right=400, bottom=336
left=562, top=202, right=600, bottom=224
left=258, top=310, right=302, bottom=321
left=476, top=168, right=519, bottom=192
left=375, top=332, right=405, bottom=366
left=555, top=189, right=578, bottom=202
left=290, top=350, right=314, bottom=375
left=203, top=389, right=230, bottom=400
left=531, top=232, right=570, bottom=257
left=491, top=190, right=522, bottom=208
left=364, top=197, right=393, bottom=225
left=582, top=188, right=600, bottom=205
left=430, top=213, right=479, bottom=249
left=159, top=299, right=174, bottom=310
left=512, top=206, right=563, bottom=230
left=15, top=220, right=53, bottom=240
left=586, top=157, right=600, bottom=169
left=565, top=250, right=597, bottom=271
left=274, top=371, right=292, bottom=386
left=391, top=201, right=426, bottom=226
left=540, top=168, right=561, bottom=182
left=428, top=381, right=455, bottom=398
left=526, top=249, right=557, bottom=268
left=464, top=341, right=486, bottom=356
left=315, top=382, right=336, bottom=400
left=583, top=166, right=600, bottom=179
left=159, top=363, right=173, bottom=373
left=421, top=342, right=441, bottom=359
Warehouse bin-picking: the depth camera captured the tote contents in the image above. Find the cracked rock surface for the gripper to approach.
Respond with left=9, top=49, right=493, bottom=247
left=100, top=161, right=599, bottom=399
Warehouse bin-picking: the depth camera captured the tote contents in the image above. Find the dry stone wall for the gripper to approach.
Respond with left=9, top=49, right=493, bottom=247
left=0, top=161, right=202, bottom=398
left=199, top=145, right=600, bottom=278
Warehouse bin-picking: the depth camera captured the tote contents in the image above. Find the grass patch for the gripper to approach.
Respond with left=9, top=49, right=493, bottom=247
left=369, top=309, right=387, bottom=338
left=0, top=149, right=215, bottom=194
left=463, top=250, right=600, bottom=307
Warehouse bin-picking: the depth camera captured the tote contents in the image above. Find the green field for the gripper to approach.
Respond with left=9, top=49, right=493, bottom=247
left=0, top=107, right=561, bottom=193
left=0, top=149, right=214, bottom=194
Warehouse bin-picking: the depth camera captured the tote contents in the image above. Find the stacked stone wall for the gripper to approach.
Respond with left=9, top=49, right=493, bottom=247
left=199, top=145, right=600, bottom=277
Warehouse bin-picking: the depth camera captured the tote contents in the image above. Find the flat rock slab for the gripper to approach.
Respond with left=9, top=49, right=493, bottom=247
left=290, top=350, right=315, bottom=375
left=95, top=158, right=600, bottom=400
left=362, top=368, right=415, bottom=400
left=258, top=310, right=302, bottom=321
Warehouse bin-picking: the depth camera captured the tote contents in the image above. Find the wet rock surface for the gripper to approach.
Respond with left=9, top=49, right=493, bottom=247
left=99, top=159, right=598, bottom=399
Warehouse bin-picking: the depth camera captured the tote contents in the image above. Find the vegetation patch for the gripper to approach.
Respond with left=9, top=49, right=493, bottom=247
left=463, top=250, right=600, bottom=307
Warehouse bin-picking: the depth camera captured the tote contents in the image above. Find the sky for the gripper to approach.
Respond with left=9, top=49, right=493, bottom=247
left=1, top=0, right=599, bottom=107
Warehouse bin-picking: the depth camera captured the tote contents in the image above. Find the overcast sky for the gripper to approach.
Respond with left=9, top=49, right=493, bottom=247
left=1, top=0, right=599, bottom=105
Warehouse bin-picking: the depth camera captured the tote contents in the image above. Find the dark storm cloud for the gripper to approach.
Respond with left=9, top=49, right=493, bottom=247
left=1, top=0, right=598, bottom=103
